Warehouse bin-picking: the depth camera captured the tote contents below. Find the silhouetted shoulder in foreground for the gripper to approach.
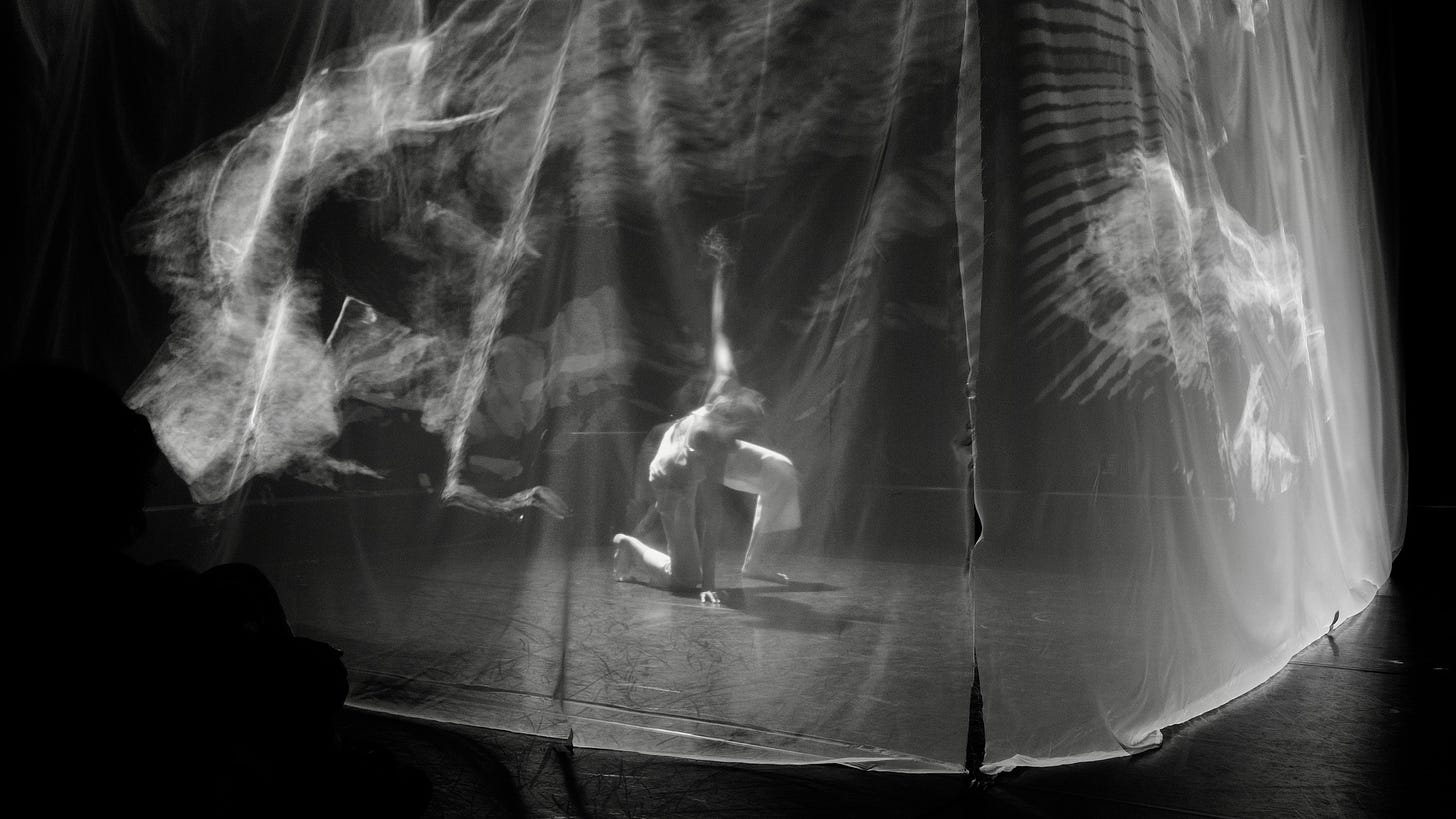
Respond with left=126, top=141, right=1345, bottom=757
left=4, top=361, right=428, bottom=816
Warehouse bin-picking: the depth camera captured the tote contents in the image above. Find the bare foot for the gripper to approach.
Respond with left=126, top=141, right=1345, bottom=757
left=741, top=565, right=791, bottom=584
left=612, top=534, right=637, bottom=581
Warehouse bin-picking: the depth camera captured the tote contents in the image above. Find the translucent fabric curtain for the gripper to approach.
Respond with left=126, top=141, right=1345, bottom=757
left=15, top=0, right=1401, bottom=775
left=60, top=0, right=976, bottom=772
left=970, top=0, right=1403, bottom=770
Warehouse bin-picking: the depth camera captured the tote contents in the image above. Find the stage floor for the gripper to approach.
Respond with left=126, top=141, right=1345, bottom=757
left=328, top=553, right=1432, bottom=818
left=128, top=494, right=1440, bottom=816
left=137, top=492, right=974, bottom=772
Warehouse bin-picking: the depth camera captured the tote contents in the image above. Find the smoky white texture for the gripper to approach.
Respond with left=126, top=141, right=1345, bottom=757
left=125, top=2, right=585, bottom=511
left=974, top=0, right=1401, bottom=777
left=1039, top=149, right=1325, bottom=498
left=125, top=0, right=958, bottom=511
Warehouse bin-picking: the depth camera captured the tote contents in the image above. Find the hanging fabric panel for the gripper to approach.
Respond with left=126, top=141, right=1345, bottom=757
left=96, top=0, right=977, bottom=772
left=969, top=0, right=1403, bottom=771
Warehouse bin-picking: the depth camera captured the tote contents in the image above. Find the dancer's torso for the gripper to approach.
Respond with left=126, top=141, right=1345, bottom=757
left=649, top=409, right=722, bottom=491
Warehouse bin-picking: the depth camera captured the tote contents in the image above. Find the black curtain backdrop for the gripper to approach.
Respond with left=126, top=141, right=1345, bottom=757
left=1361, top=7, right=1450, bottom=573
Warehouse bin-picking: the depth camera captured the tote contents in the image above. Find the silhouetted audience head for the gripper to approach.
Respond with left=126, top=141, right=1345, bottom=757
left=4, top=360, right=430, bottom=817
left=4, top=360, right=160, bottom=552
left=193, top=561, right=294, bottom=643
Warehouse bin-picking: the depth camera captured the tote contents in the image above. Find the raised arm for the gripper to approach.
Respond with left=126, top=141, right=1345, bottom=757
left=704, top=228, right=738, bottom=401
left=706, top=264, right=737, bottom=401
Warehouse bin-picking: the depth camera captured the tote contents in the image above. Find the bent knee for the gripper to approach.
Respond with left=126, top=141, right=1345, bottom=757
left=761, top=455, right=799, bottom=494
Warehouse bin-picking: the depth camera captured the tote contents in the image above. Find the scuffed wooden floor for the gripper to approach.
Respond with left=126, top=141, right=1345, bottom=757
left=330, top=542, right=1440, bottom=818
left=135, top=500, right=1442, bottom=816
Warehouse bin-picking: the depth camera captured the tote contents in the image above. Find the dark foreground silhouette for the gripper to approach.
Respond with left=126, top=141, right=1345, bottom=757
left=5, top=361, right=430, bottom=817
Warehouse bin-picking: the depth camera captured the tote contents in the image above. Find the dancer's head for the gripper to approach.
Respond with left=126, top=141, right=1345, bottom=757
left=691, top=384, right=766, bottom=448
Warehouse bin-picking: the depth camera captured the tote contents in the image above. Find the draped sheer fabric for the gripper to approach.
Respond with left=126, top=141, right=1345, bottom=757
left=15, top=0, right=1401, bottom=773
left=971, top=0, right=1402, bottom=770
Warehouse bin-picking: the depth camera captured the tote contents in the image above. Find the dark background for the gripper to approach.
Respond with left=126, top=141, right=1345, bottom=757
left=1362, top=7, right=1450, bottom=589
left=1362, top=19, right=1451, bottom=779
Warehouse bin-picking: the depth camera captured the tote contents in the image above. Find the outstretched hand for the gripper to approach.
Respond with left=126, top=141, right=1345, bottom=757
left=442, top=484, right=571, bottom=519
left=523, top=486, right=572, bottom=518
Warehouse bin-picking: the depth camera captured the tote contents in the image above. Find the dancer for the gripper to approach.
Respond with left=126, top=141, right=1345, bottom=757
left=613, top=233, right=800, bottom=604
left=613, top=381, right=800, bottom=603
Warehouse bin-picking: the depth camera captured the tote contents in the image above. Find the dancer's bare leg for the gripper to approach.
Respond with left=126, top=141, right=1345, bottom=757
left=655, top=490, right=701, bottom=589
left=616, top=491, right=720, bottom=604
left=724, top=442, right=800, bottom=583
left=613, top=533, right=672, bottom=586
left=742, top=532, right=794, bottom=583
left=613, top=532, right=717, bottom=604
left=658, top=490, right=720, bottom=603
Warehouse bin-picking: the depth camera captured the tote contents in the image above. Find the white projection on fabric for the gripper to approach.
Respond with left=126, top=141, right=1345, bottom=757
left=126, top=3, right=577, bottom=517
left=970, top=0, right=1401, bottom=772
left=110, top=0, right=1400, bottom=775
left=1037, top=148, right=1325, bottom=500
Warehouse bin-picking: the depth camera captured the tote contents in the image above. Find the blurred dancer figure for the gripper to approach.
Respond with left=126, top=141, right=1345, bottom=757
left=614, top=228, right=800, bottom=603
left=613, top=381, right=800, bottom=604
